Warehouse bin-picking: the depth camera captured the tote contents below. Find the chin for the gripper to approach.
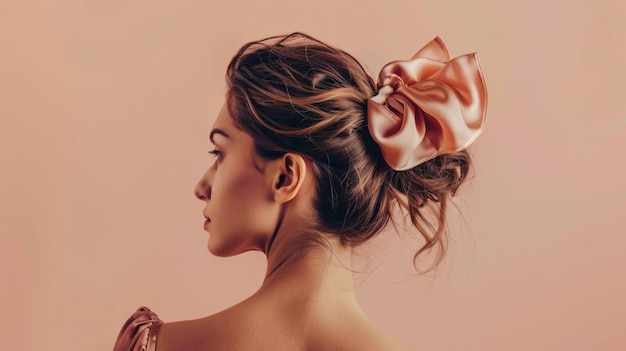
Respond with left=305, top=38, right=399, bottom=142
left=207, top=241, right=230, bottom=257
left=207, top=240, right=242, bottom=257
left=207, top=239, right=262, bottom=257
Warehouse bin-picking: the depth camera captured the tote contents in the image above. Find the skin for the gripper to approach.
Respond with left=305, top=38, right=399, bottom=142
left=156, top=103, right=417, bottom=351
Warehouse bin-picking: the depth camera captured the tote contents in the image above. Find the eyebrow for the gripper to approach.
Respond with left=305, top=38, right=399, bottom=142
left=209, top=128, right=230, bottom=143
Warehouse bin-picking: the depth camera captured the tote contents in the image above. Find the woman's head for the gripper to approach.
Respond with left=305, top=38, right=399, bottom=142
left=208, top=32, right=480, bottom=270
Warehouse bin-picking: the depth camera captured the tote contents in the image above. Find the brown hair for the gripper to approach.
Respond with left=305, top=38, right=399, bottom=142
left=225, top=32, right=470, bottom=271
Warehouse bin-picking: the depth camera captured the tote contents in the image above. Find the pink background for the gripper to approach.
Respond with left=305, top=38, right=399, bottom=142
left=1, top=0, right=625, bottom=350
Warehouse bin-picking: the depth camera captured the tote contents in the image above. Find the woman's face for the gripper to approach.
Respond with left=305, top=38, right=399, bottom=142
left=194, top=103, right=280, bottom=256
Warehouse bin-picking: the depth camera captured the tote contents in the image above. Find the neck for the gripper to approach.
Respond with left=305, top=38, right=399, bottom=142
left=260, top=216, right=357, bottom=303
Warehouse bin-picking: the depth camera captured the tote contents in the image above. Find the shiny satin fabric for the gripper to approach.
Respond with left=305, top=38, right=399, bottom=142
left=113, top=307, right=163, bottom=351
left=367, top=37, right=488, bottom=171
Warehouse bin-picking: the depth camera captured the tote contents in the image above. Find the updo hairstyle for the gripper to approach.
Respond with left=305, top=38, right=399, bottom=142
left=225, top=32, right=470, bottom=270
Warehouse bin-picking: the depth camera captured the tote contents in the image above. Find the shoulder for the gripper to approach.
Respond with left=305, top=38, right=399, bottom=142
left=156, top=302, right=277, bottom=351
left=156, top=298, right=419, bottom=351
left=113, top=307, right=163, bottom=351
left=156, top=299, right=305, bottom=351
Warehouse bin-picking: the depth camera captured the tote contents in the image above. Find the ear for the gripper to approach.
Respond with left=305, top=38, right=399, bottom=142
left=271, top=153, right=308, bottom=203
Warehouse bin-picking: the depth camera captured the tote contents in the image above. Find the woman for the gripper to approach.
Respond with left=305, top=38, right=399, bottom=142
left=113, top=32, right=487, bottom=351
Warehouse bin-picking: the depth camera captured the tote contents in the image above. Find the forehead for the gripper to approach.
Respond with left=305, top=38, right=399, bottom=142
left=212, top=103, right=235, bottom=133
left=210, top=103, right=257, bottom=152
left=210, top=102, right=268, bottom=171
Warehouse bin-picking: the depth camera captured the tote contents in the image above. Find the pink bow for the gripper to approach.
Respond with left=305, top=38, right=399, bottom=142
left=367, top=37, right=488, bottom=171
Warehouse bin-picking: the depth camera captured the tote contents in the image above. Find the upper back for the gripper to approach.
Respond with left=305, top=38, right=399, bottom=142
left=155, top=296, right=417, bottom=351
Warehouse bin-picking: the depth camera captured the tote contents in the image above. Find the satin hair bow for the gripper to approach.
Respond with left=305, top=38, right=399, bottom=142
left=367, top=37, right=487, bottom=171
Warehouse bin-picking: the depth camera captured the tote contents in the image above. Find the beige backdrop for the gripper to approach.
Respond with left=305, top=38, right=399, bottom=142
left=1, top=0, right=625, bottom=350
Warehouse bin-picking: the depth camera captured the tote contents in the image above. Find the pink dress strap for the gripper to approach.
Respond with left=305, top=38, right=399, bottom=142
left=113, top=307, right=163, bottom=351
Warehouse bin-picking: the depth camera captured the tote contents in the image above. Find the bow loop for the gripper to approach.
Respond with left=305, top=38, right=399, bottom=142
left=367, top=37, right=487, bottom=171
left=379, top=74, right=405, bottom=90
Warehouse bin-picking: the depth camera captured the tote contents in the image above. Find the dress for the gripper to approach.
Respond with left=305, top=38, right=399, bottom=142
left=113, top=307, right=163, bottom=351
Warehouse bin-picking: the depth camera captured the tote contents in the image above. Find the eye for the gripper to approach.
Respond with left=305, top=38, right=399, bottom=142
left=207, top=149, right=223, bottom=161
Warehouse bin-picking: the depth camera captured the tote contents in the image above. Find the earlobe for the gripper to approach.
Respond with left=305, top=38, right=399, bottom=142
left=273, top=153, right=307, bottom=203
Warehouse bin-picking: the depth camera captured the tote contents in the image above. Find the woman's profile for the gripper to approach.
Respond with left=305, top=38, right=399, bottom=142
left=113, top=32, right=487, bottom=351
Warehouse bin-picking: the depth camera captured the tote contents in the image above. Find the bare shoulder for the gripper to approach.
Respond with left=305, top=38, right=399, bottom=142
left=155, top=299, right=300, bottom=351
left=156, top=300, right=419, bottom=351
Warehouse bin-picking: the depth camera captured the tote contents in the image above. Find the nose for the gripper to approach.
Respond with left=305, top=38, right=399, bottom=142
left=194, top=168, right=211, bottom=201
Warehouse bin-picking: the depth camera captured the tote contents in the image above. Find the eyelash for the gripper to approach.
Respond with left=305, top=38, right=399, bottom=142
left=207, top=149, right=223, bottom=160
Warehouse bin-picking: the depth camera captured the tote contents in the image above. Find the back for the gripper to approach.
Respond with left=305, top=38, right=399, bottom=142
left=155, top=294, right=417, bottom=351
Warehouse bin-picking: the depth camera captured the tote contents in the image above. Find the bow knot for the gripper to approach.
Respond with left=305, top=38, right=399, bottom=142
left=371, top=74, right=405, bottom=104
left=367, top=37, right=488, bottom=171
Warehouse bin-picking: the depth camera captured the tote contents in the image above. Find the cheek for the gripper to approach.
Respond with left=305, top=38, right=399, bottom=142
left=207, top=165, right=276, bottom=253
left=227, top=170, right=272, bottom=224
left=217, top=166, right=268, bottom=206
